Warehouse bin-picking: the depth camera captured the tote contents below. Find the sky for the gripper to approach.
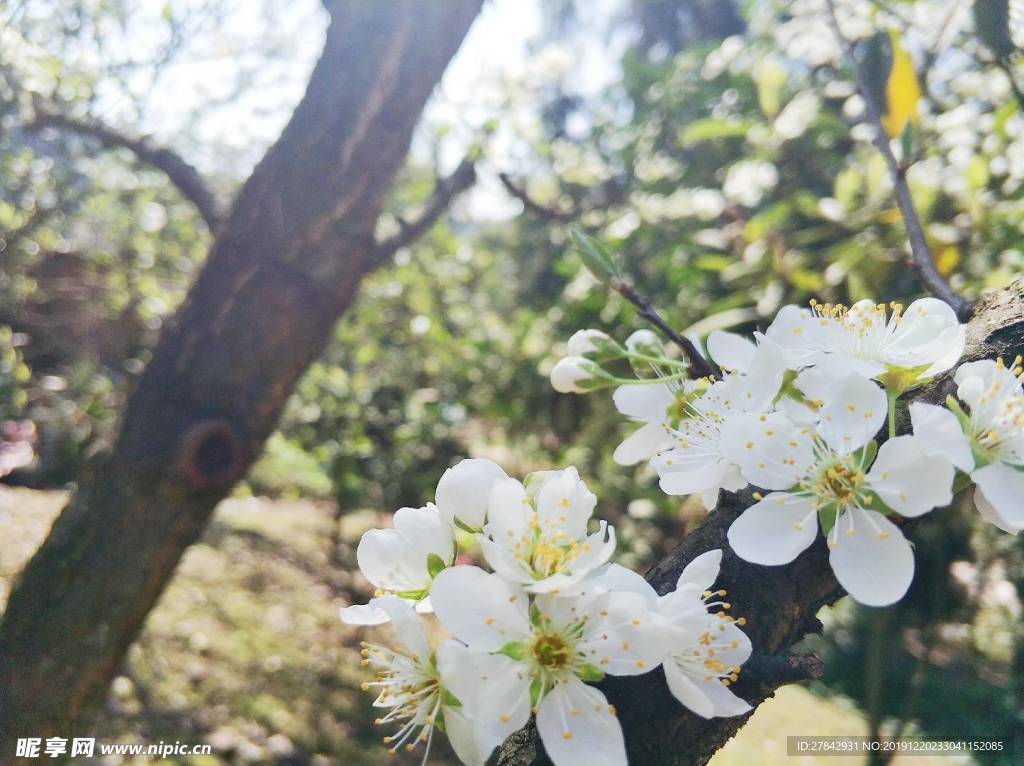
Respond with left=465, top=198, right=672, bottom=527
left=127, top=0, right=625, bottom=221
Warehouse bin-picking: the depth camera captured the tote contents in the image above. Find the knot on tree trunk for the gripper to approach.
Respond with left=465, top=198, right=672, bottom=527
left=177, top=419, right=248, bottom=490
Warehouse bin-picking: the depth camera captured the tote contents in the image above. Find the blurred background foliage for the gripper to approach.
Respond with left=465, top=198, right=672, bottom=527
left=1, top=0, right=1023, bottom=763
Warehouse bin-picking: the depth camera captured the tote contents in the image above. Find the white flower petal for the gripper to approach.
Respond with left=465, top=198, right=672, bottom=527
left=866, top=435, right=954, bottom=517
left=372, top=595, right=431, bottom=660
left=486, top=477, right=531, bottom=544
left=972, top=462, right=1024, bottom=532
left=887, top=298, right=965, bottom=376
left=339, top=603, right=389, bottom=626
left=578, top=590, right=664, bottom=676
left=740, top=337, right=787, bottom=409
left=720, top=412, right=814, bottom=490
left=664, top=664, right=714, bottom=718
left=551, top=356, right=595, bottom=394
left=699, top=674, right=754, bottom=717
left=614, top=421, right=673, bottom=466
left=656, top=456, right=729, bottom=496
left=727, top=493, right=818, bottom=565
left=817, top=375, right=886, bottom=455
left=707, top=331, right=757, bottom=373
left=536, top=467, right=596, bottom=540
left=584, top=563, right=659, bottom=605
left=764, top=304, right=819, bottom=367
left=676, top=549, right=723, bottom=593
left=393, top=505, right=454, bottom=562
left=612, top=382, right=675, bottom=422
left=567, top=329, right=611, bottom=356
left=829, top=508, right=914, bottom=606
left=430, top=566, right=530, bottom=650
left=536, top=679, right=627, bottom=766
left=356, top=528, right=426, bottom=592
left=908, top=402, right=974, bottom=472
left=435, top=458, right=509, bottom=529
left=973, top=485, right=1024, bottom=533
left=479, top=537, right=534, bottom=585
left=443, top=707, right=487, bottom=766
left=955, top=359, right=1023, bottom=411
left=439, top=644, right=531, bottom=761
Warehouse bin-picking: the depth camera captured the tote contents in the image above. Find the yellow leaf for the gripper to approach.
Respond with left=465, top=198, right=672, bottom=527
left=881, top=30, right=921, bottom=138
left=935, top=244, right=960, bottom=276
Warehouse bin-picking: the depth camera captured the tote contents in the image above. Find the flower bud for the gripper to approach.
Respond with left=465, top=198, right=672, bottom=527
left=625, top=329, right=661, bottom=354
left=567, top=329, right=612, bottom=357
left=550, top=356, right=597, bottom=393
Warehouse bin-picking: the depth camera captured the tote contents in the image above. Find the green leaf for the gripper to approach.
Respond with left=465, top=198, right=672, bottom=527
left=677, top=117, right=752, bottom=147
left=570, top=227, right=620, bottom=281
left=442, top=688, right=462, bottom=708
left=974, top=0, right=1015, bottom=58
left=427, top=553, right=447, bottom=578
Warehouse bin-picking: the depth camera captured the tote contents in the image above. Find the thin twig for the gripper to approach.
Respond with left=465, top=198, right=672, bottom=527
left=824, top=0, right=971, bottom=320
left=498, top=172, right=577, bottom=223
left=611, top=276, right=718, bottom=379
left=29, top=104, right=224, bottom=232
left=374, top=156, right=477, bottom=257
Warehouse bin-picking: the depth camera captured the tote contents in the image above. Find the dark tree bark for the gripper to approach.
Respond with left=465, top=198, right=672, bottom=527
left=492, top=282, right=1024, bottom=766
left=0, top=1, right=482, bottom=758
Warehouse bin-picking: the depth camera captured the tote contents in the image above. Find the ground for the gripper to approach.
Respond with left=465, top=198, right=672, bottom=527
left=0, top=487, right=964, bottom=766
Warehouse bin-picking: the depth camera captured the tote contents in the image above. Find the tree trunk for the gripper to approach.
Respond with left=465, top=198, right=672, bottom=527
left=492, top=281, right=1024, bottom=766
left=0, top=1, right=482, bottom=757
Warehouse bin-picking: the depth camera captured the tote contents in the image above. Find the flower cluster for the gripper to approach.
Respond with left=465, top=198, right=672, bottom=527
left=342, top=461, right=752, bottom=765
left=553, top=297, right=1024, bottom=607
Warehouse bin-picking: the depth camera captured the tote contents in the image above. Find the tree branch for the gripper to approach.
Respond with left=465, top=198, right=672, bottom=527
left=611, top=276, right=719, bottom=379
left=375, top=155, right=478, bottom=257
left=498, top=172, right=578, bottom=223
left=824, top=0, right=971, bottom=320
left=492, top=280, right=1024, bottom=766
left=29, top=105, right=225, bottom=233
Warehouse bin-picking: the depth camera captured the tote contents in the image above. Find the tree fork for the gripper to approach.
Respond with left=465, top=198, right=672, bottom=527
left=0, top=1, right=482, bottom=757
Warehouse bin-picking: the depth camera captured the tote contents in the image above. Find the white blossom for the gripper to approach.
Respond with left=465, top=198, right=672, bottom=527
left=911, top=358, right=1024, bottom=532
left=611, top=381, right=685, bottom=466
left=588, top=552, right=753, bottom=718
left=651, top=337, right=787, bottom=509
left=430, top=566, right=663, bottom=766
left=342, top=458, right=506, bottom=624
left=765, top=298, right=965, bottom=391
left=723, top=375, right=954, bottom=606
left=625, top=329, right=661, bottom=354
left=550, top=356, right=599, bottom=393
left=567, top=329, right=613, bottom=356
left=356, top=597, right=481, bottom=764
left=480, top=468, right=615, bottom=593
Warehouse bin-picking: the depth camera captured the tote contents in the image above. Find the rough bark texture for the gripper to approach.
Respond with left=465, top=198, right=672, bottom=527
left=0, top=1, right=482, bottom=758
left=492, top=281, right=1024, bottom=766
